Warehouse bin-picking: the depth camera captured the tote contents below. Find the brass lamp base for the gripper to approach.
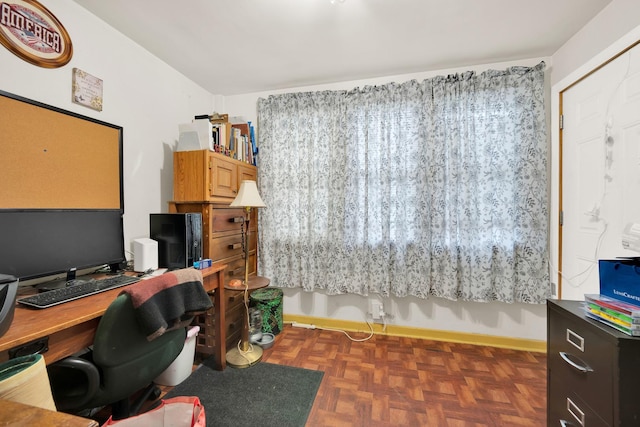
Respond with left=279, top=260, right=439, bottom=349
left=226, top=345, right=263, bottom=369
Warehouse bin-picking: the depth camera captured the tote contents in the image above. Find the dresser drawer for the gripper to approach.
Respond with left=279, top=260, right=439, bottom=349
left=226, top=328, right=242, bottom=351
left=209, top=233, right=257, bottom=262
left=223, top=254, right=257, bottom=285
left=548, top=307, right=614, bottom=421
left=547, top=300, right=640, bottom=426
left=210, top=208, right=251, bottom=233
left=208, top=206, right=256, bottom=233
left=548, top=373, right=610, bottom=427
left=225, top=302, right=245, bottom=349
left=224, top=287, right=260, bottom=351
left=225, top=288, right=245, bottom=312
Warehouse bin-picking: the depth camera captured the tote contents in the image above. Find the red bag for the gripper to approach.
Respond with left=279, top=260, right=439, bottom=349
left=102, top=396, right=205, bottom=427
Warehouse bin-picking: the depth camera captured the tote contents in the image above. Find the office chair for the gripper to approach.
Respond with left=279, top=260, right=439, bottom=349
left=47, top=292, right=187, bottom=419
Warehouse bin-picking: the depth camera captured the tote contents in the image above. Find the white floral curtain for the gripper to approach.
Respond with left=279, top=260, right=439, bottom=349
left=256, top=62, right=550, bottom=303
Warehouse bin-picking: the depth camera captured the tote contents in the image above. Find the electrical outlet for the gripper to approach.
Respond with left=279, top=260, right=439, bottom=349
left=369, top=299, right=381, bottom=320
left=368, top=298, right=393, bottom=324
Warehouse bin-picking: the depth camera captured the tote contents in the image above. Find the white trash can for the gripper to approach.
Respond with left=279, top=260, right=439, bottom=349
left=154, top=326, right=199, bottom=386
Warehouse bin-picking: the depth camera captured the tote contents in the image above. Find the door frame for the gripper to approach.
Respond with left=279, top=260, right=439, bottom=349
left=556, top=39, right=640, bottom=299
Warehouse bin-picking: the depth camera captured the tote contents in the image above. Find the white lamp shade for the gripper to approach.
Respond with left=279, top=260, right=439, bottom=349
left=230, top=180, right=266, bottom=208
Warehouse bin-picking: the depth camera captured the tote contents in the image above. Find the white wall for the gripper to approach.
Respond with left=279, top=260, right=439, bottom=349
left=1, top=0, right=214, bottom=259
left=551, top=0, right=640, bottom=87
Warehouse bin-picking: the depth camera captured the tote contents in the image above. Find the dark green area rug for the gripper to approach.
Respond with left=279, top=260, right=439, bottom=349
left=164, top=358, right=324, bottom=427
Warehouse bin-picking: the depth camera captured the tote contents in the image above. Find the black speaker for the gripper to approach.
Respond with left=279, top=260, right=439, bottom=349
left=150, top=213, right=202, bottom=270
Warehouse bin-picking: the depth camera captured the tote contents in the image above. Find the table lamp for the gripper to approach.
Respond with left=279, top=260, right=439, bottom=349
left=227, top=180, right=266, bottom=367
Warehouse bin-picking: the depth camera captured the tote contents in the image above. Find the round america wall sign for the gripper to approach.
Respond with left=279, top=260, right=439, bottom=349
left=0, top=0, right=72, bottom=68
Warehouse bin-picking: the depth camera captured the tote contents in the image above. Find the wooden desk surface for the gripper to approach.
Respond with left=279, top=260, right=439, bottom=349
left=0, top=399, right=98, bottom=427
left=0, top=265, right=225, bottom=367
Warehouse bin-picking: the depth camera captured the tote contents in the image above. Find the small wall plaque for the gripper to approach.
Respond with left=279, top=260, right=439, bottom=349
left=72, top=68, right=103, bottom=111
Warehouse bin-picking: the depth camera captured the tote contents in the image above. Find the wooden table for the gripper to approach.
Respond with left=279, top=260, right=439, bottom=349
left=0, top=265, right=227, bottom=370
left=0, top=399, right=99, bottom=426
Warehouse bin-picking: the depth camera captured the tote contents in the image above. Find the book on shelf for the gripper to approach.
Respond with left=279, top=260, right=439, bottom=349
left=187, top=113, right=257, bottom=164
left=231, top=127, right=242, bottom=161
left=211, top=122, right=230, bottom=151
left=231, top=122, right=257, bottom=165
left=249, top=122, right=257, bottom=156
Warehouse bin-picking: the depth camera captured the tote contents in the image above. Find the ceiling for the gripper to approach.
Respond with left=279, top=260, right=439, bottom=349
left=71, top=0, right=612, bottom=96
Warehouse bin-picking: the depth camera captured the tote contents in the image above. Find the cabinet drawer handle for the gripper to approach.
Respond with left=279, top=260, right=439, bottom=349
left=229, top=216, right=244, bottom=223
left=228, top=243, right=242, bottom=249
left=559, top=351, right=593, bottom=373
left=567, top=397, right=585, bottom=426
left=566, top=328, right=585, bottom=352
left=560, top=420, right=577, bottom=427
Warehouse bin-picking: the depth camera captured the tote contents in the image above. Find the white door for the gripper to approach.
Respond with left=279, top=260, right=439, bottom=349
left=561, top=43, right=640, bottom=300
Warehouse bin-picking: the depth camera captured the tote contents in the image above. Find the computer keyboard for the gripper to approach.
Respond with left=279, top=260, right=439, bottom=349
left=18, top=275, right=141, bottom=309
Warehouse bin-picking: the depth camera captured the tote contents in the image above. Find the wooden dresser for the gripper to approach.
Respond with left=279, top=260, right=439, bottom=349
left=170, top=150, right=258, bottom=351
left=547, top=299, right=640, bottom=426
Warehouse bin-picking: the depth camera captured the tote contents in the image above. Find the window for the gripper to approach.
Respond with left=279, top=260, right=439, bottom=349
left=256, top=63, right=550, bottom=303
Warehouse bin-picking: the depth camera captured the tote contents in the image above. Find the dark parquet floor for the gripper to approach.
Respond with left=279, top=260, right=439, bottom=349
left=260, top=325, right=547, bottom=427
left=124, top=324, right=546, bottom=426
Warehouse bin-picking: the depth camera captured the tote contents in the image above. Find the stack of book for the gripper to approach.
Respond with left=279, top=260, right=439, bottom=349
left=230, top=120, right=257, bottom=166
left=584, top=294, right=640, bottom=336
left=194, top=114, right=258, bottom=166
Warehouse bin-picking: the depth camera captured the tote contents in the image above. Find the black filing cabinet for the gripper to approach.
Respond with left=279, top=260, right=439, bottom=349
left=547, top=299, right=640, bottom=426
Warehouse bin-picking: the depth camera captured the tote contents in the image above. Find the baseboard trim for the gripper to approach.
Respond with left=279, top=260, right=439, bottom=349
left=283, top=314, right=546, bottom=353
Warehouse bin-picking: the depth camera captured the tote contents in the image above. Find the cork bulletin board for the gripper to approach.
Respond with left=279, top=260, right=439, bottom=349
left=0, top=90, right=122, bottom=210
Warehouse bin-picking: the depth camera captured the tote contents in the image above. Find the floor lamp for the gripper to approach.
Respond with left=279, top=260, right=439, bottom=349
left=226, top=180, right=266, bottom=368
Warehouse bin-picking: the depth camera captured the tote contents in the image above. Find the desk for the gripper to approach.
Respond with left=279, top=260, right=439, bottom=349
left=0, top=265, right=227, bottom=370
left=0, top=399, right=98, bottom=427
